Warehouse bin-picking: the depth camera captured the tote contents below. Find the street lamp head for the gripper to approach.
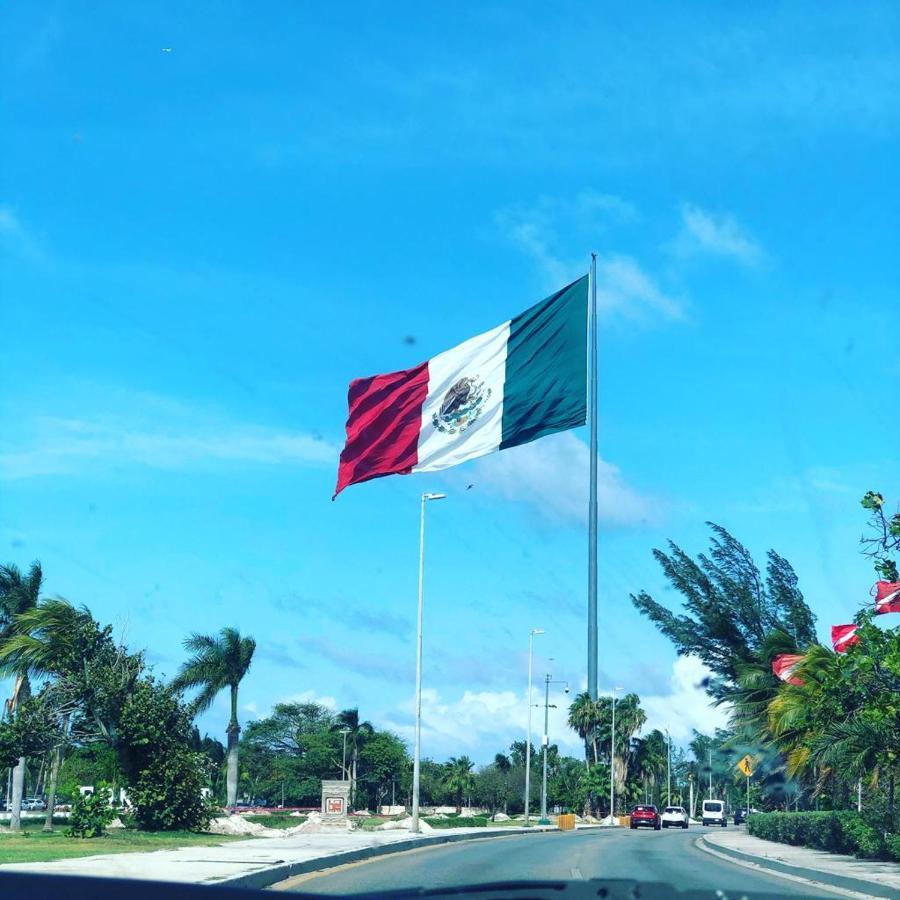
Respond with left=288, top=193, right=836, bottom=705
left=564, top=685, right=570, bottom=694
left=423, top=492, right=447, bottom=501
left=530, top=628, right=545, bottom=635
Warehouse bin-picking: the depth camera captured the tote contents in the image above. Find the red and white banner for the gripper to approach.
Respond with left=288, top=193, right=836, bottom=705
left=772, top=653, right=805, bottom=685
left=874, top=580, right=900, bottom=615
left=831, top=624, right=859, bottom=653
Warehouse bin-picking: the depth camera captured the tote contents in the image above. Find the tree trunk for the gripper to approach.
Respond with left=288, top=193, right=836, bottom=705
left=226, top=723, right=240, bottom=808
left=10, top=757, right=25, bottom=832
left=43, top=744, right=64, bottom=832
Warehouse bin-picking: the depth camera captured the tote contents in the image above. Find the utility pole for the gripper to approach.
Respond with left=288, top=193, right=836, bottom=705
left=540, top=673, right=569, bottom=821
left=708, top=748, right=713, bottom=800
left=524, top=628, right=544, bottom=825
left=666, top=731, right=672, bottom=806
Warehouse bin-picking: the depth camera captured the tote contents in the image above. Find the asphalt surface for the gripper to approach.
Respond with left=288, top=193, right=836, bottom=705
left=281, top=827, right=835, bottom=898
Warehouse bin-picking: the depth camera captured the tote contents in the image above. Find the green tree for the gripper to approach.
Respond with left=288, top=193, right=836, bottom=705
left=631, top=729, right=667, bottom=806
left=0, top=561, right=45, bottom=831
left=567, top=692, right=601, bottom=767
left=0, top=599, right=110, bottom=830
left=444, top=755, right=475, bottom=813
left=630, top=524, right=817, bottom=700
left=593, top=693, right=646, bottom=804
left=172, top=627, right=256, bottom=808
left=334, top=707, right=374, bottom=809
left=117, top=678, right=211, bottom=831
left=358, top=731, right=408, bottom=812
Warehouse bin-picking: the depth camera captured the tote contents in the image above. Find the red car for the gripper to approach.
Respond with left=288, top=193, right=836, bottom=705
left=630, top=804, right=661, bottom=830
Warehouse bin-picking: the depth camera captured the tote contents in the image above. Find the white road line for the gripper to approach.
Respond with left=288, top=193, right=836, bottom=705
left=694, top=836, right=881, bottom=900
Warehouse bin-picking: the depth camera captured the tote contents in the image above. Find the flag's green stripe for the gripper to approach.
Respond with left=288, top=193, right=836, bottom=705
left=499, top=274, right=588, bottom=451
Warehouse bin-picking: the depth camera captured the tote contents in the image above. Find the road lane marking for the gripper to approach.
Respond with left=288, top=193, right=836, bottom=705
left=569, top=867, right=583, bottom=880
left=694, top=836, right=879, bottom=899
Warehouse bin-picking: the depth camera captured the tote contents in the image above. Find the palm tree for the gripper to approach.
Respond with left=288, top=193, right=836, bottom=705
left=445, top=756, right=475, bottom=813
left=172, top=627, right=256, bottom=808
left=333, top=708, right=373, bottom=809
left=0, top=598, right=96, bottom=831
left=632, top=730, right=667, bottom=806
left=567, top=692, right=601, bottom=768
left=0, top=562, right=44, bottom=832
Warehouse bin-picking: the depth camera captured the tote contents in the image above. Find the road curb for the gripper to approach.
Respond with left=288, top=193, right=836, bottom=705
left=219, top=826, right=560, bottom=891
left=697, top=835, right=898, bottom=899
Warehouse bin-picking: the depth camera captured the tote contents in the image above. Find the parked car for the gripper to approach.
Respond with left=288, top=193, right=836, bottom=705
left=660, top=805, right=689, bottom=829
left=630, top=804, right=661, bottom=830
left=701, top=799, right=727, bottom=827
left=23, top=798, right=47, bottom=811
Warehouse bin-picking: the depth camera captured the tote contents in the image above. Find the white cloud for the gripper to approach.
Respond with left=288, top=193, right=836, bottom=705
left=640, top=655, right=729, bottom=743
left=676, top=204, right=763, bottom=266
left=466, top=431, right=656, bottom=527
left=496, top=195, right=682, bottom=321
left=0, top=398, right=336, bottom=480
left=382, top=686, right=581, bottom=760
left=379, top=655, right=727, bottom=762
left=595, top=255, right=683, bottom=321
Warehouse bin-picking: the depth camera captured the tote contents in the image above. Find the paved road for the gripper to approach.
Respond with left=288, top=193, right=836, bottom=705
left=283, top=827, right=833, bottom=897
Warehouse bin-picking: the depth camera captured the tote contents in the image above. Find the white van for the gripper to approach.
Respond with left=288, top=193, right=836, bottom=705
left=701, top=799, right=727, bottom=827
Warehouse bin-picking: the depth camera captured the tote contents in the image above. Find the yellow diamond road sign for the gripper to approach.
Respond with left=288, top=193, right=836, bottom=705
left=737, top=755, right=754, bottom=776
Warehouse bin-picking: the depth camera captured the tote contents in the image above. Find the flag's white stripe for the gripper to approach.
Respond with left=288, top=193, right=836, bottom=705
left=412, top=320, right=509, bottom=473
left=876, top=588, right=900, bottom=610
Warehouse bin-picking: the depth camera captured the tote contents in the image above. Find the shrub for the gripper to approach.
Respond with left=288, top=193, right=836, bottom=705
left=886, top=834, right=900, bottom=862
left=118, top=680, right=212, bottom=831
left=424, top=816, right=488, bottom=829
left=748, top=811, right=890, bottom=860
left=68, top=787, right=115, bottom=838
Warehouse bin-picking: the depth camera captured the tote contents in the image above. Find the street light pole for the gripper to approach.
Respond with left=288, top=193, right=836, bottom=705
left=708, top=748, right=713, bottom=800
left=524, top=628, right=544, bottom=825
left=411, top=492, right=446, bottom=834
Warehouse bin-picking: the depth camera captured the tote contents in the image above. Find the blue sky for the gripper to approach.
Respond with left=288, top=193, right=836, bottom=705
left=2, top=2, right=898, bottom=762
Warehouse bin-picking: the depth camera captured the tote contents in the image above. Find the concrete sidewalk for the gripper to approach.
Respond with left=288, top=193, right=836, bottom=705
left=701, top=828, right=900, bottom=899
left=0, top=826, right=563, bottom=888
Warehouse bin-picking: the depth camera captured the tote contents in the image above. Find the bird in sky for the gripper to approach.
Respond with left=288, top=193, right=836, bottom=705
left=161, top=47, right=172, bottom=53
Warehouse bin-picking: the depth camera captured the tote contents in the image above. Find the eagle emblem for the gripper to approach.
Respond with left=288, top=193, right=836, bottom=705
left=432, top=376, right=491, bottom=435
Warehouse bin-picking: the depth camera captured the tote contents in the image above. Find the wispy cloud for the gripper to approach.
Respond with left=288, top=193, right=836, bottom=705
left=273, top=593, right=411, bottom=642
left=0, top=394, right=336, bottom=480
left=640, top=655, right=730, bottom=742
left=295, top=635, right=413, bottom=684
left=496, top=194, right=683, bottom=321
left=0, top=205, right=45, bottom=262
left=675, top=204, right=763, bottom=266
left=465, top=431, right=657, bottom=528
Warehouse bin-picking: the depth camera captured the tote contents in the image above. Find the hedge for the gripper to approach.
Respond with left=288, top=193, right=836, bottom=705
left=748, top=811, right=898, bottom=861
left=424, top=816, right=489, bottom=829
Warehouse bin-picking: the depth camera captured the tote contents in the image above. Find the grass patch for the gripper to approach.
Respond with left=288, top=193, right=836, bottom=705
left=0, top=825, right=243, bottom=864
left=244, top=813, right=306, bottom=829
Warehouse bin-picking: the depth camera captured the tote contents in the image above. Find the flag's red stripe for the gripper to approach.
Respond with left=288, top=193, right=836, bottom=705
left=334, top=362, right=429, bottom=497
left=874, top=581, right=900, bottom=614
left=831, top=624, right=858, bottom=653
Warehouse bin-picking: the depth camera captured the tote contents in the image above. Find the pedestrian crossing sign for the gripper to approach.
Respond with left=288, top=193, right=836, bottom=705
left=737, top=755, right=754, bottom=776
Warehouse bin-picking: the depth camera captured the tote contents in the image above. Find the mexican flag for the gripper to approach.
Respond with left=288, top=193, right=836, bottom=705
left=874, top=580, right=900, bottom=615
left=831, top=624, right=859, bottom=653
left=334, top=275, right=588, bottom=497
left=772, top=653, right=805, bottom=685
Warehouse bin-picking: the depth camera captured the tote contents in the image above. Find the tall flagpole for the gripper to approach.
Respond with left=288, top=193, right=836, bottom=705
left=588, top=253, right=598, bottom=700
